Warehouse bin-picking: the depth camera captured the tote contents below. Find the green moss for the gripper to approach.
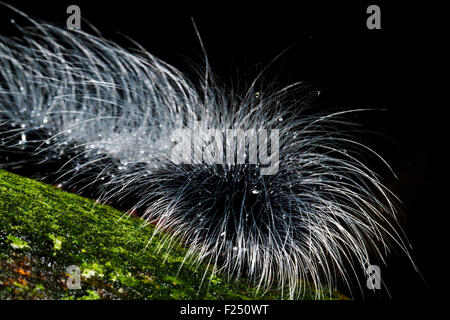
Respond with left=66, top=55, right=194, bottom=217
left=6, top=234, right=30, bottom=250
left=0, top=169, right=342, bottom=300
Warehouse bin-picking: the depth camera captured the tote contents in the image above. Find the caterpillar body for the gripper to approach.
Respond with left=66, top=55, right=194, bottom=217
left=0, top=7, right=414, bottom=299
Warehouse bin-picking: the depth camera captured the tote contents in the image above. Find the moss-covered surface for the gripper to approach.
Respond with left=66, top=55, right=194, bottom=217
left=0, top=169, right=344, bottom=300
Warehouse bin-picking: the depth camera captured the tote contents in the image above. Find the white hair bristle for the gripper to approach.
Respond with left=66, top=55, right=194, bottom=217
left=0, top=7, right=414, bottom=299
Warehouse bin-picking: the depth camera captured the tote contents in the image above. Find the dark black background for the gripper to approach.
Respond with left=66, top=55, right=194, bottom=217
left=0, top=0, right=444, bottom=303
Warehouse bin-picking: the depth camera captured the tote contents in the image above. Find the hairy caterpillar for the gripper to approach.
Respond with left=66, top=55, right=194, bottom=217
left=0, top=5, right=415, bottom=299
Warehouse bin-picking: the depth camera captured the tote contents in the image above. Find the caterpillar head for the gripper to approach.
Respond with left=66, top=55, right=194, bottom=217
left=132, top=104, right=409, bottom=299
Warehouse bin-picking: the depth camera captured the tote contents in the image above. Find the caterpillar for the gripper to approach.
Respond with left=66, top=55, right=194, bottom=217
left=0, top=5, right=415, bottom=299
